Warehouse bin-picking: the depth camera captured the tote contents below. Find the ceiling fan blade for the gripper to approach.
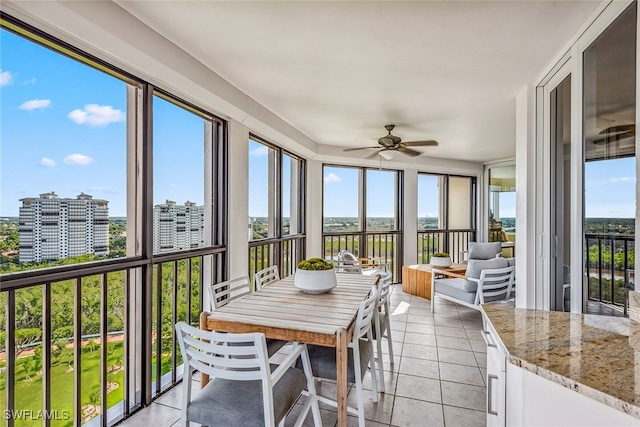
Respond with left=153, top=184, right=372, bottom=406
left=343, top=146, right=380, bottom=152
left=397, top=146, right=421, bottom=157
left=365, top=149, right=384, bottom=160
left=402, top=140, right=439, bottom=147
left=599, top=124, right=635, bottom=135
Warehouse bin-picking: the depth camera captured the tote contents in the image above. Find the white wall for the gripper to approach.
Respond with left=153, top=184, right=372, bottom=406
left=515, top=84, right=537, bottom=309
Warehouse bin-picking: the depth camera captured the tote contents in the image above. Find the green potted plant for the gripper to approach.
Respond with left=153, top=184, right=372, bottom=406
left=295, top=257, right=337, bottom=294
left=430, top=252, right=452, bottom=267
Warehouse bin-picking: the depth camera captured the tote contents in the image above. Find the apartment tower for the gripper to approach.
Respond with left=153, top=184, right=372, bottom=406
left=18, top=192, right=109, bottom=262
left=153, top=200, right=204, bottom=253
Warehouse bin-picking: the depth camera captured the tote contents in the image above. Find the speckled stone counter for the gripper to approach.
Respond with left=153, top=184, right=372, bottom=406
left=481, top=305, right=640, bottom=420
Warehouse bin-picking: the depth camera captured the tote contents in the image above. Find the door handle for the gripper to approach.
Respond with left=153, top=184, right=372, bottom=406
left=487, top=374, right=499, bottom=415
left=482, top=330, right=498, bottom=348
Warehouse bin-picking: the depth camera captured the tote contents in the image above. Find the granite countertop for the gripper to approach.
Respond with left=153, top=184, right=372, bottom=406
left=481, top=305, right=639, bottom=420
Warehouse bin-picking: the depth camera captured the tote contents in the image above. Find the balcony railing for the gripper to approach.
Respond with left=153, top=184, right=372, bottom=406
left=585, top=233, right=634, bottom=308
left=417, top=229, right=476, bottom=264
left=248, top=235, right=306, bottom=287
left=0, top=247, right=224, bottom=427
left=323, top=231, right=402, bottom=282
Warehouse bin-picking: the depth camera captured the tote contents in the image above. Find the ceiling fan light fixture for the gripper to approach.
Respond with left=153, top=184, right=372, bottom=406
left=379, top=150, right=397, bottom=160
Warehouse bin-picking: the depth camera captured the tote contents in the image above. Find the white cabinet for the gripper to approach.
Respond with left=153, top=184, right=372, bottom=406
left=481, top=311, right=639, bottom=427
left=482, top=317, right=506, bottom=427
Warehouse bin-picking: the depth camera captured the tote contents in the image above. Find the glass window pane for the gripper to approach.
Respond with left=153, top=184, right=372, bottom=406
left=417, top=174, right=441, bottom=230
left=366, top=170, right=396, bottom=231
left=153, top=95, right=207, bottom=254
left=282, top=154, right=301, bottom=236
left=583, top=3, right=636, bottom=310
left=248, top=139, right=277, bottom=240
left=323, top=166, right=359, bottom=232
left=1, top=28, right=130, bottom=273
left=488, top=166, right=516, bottom=242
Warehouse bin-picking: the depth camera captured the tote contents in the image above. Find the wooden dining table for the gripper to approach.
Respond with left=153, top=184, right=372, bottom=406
left=199, top=272, right=380, bottom=427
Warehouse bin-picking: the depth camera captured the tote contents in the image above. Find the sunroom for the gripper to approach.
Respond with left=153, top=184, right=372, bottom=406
left=0, top=1, right=638, bottom=426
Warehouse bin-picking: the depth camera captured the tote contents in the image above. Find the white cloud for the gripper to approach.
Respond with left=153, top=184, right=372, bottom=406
left=68, top=104, right=124, bottom=126
left=19, top=98, right=51, bottom=111
left=23, top=78, right=37, bottom=85
left=0, top=70, right=13, bottom=86
left=610, top=176, right=635, bottom=183
left=39, top=157, right=56, bottom=167
left=64, top=153, right=94, bottom=165
left=250, top=145, right=269, bottom=157
left=324, top=173, right=341, bottom=183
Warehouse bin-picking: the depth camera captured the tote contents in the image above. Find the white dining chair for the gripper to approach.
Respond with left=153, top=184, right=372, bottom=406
left=373, top=271, right=394, bottom=392
left=302, top=286, right=379, bottom=427
left=255, top=265, right=280, bottom=289
left=208, top=276, right=287, bottom=356
left=175, top=322, right=322, bottom=427
left=208, top=276, right=252, bottom=310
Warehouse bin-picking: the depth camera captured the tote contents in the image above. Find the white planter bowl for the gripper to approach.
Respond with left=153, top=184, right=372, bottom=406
left=294, top=269, right=338, bottom=294
left=430, top=256, right=452, bottom=267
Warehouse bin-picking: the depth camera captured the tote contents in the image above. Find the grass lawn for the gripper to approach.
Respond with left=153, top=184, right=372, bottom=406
left=1, top=342, right=127, bottom=426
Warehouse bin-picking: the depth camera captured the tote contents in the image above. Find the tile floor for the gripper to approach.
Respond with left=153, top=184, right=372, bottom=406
left=117, top=284, right=488, bottom=427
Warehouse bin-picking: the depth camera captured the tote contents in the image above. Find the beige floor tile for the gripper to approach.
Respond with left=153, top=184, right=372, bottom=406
left=361, top=368, right=398, bottom=394
left=398, top=356, right=439, bottom=379
left=435, top=325, right=468, bottom=338
left=439, top=362, right=484, bottom=387
left=436, top=335, right=472, bottom=351
left=404, top=331, right=437, bottom=347
left=391, top=396, right=444, bottom=427
left=395, top=373, right=442, bottom=404
left=405, top=322, right=436, bottom=334
left=465, top=328, right=485, bottom=341
left=401, top=343, right=438, bottom=361
left=469, top=338, right=488, bottom=353
left=347, top=389, right=395, bottom=424
left=407, top=313, right=436, bottom=324
left=437, top=347, right=478, bottom=367
left=120, top=403, right=181, bottom=427
left=434, top=317, right=464, bottom=328
left=441, top=380, right=486, bottom=411
left=443, top=405, right=486, bottom=427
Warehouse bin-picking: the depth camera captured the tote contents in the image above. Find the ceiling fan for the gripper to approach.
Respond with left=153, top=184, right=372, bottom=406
left=343, top=124, right=439, bottom=159
left=592, top=124, right=635, bottom=144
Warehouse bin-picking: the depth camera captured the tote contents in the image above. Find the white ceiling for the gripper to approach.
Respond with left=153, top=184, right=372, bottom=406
left=116, top=1, right=600, bottom=163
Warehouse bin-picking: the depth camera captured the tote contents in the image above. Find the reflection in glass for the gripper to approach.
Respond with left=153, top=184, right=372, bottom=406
left=488, top=166, right=516, bottom=244
left=583, top=3, right=636, bottom=315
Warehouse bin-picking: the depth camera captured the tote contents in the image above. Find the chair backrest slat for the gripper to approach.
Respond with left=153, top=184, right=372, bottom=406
left=255, top=265, right=280, bottom=289
left=354, top=285, right=379, bottom=342
left=209, top=276, right=251, bottom=310
left=334, top=259, right=363, bottom=274
left=176, top=322, right=269, bottom=381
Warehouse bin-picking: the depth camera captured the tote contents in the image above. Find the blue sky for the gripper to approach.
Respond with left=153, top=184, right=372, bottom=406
left=1, top=29, right=204, bottom=217
left=2, top=28, right=637, bottom=220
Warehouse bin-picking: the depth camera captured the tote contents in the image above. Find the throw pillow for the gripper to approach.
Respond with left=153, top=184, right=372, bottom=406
left=463, top=257, right=509, bottom=292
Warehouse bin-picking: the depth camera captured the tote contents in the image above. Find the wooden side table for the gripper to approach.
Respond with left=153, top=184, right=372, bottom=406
left=402, top=263, right=467, bottom=299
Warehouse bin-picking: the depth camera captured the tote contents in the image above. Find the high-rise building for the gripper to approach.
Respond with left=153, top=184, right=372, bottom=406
left=18, top=192, right=109, bottom=262
left=153, top=200, right=204, bottom=253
